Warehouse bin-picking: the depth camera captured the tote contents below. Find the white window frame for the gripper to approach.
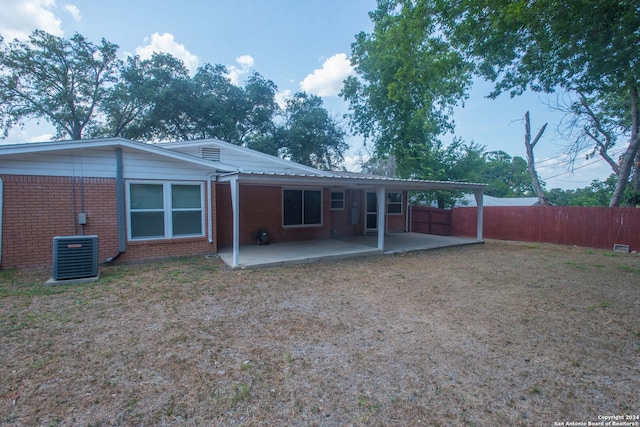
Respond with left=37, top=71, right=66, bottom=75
left=387, top=191, right=403, bottom=215
left=282, top=188, right=323, bottom=228
left=127, top=180, right=205, bottom=241
left=330, top=190, right=345, bottom=210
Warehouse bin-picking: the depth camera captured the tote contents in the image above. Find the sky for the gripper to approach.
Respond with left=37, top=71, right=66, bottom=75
left=0, top=0, right=618, bottom=190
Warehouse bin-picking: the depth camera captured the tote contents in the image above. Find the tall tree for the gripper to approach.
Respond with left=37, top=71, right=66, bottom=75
left=0, top=30, right=120, bottom=140
left=129, top=64, right=279, bottom=144
left=523, top=111, right=549, bottom=205
left=90, top=52, right=190, bottom=139
left=276, top=92, right=348, bottom=170
left=435, top=0, right=640, bottom=206
left=482, top=151, right=534, bottom=197
left=342, top=0, right=472, bottom=178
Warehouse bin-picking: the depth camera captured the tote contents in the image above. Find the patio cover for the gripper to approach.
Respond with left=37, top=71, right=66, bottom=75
left=216, top=171, right=486, bottom=268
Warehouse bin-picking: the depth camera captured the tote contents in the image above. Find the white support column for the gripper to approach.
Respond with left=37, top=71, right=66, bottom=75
left=229, top=176, right=240, bottom=268
left=473, top=188, right=484, bottom=241
left=376, top=185, right=386, bottom=250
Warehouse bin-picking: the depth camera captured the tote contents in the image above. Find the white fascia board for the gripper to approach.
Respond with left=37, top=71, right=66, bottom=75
left=217, top=172, right=486, bottom=191
left=0, top=137, right=127, bottom=155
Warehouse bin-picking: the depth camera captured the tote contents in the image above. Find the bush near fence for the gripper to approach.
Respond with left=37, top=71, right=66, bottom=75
left=449, top=206, right=640, bottom=252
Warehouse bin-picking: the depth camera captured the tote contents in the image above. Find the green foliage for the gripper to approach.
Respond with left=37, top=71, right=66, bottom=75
left=109, top=63, right=279, bottom=144
left=0, top=30, right=343, bottom=170
left=435, top=0, right=640, bottom=206
left=262, top=92, right=348, bottom=170
left=346, top=0, right=639, bottom=206
left=0, top=30, right=119, bottom=140
left=89, top=52, right=190, bottom=139
left=437, top=0, right=639, bottom=98
left=482, top=151, right=534, bottom=197
left=342, top=0, right=473, bottom=176
left=367, top=140, right=535, bottom=208
left=546, top=174, right=636, bottom=207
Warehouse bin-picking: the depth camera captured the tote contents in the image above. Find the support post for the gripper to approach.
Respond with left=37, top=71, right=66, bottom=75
left=229, top=176, right=240, bottom=268
left=473, top=188, right=484, bottom=241
left=376, top=186, right=385, bottom=250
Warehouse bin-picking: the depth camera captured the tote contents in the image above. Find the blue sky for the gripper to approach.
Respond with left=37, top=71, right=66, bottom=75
left=0, top=0, right=617, bottom=189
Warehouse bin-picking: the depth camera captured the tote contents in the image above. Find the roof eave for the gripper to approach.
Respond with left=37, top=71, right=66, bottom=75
left=217, top=172, right=486, bottom=191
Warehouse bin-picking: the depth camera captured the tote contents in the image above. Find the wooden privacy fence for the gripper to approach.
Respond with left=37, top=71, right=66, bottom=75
left=410, top=206, right=452, bottom=236
left=450, top=206, right=640, bottom=251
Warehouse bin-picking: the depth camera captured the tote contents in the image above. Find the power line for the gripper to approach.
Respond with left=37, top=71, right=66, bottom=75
left=534, top=147, right=626, bottom=167
left=541, top=156, right=613, bottom=180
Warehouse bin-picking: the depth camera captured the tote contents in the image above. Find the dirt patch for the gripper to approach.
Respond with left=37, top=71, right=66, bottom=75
left=1, top=240, right=639, bottom=426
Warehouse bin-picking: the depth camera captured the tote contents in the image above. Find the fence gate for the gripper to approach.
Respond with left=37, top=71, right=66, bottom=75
left=410, top=206, right=452, bottom=236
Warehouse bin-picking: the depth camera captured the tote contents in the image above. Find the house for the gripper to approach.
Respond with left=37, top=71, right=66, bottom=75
left=0, top=138, right=486, bottom=269
left=456, top=194, right=540, bottom=207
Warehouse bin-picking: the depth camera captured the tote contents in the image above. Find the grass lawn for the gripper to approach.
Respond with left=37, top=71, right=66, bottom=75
left=1, top=240, right=639, bottom=426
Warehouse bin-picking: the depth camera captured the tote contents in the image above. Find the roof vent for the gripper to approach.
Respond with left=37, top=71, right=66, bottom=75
left=201, top=147, right=221, bottom=162
left=52, top=235, right=99, bottom=280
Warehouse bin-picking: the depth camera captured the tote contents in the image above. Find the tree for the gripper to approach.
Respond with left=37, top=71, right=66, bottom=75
left=0, top=30, right=119, bottom=140
left=556, top=92, right=621, bottom=175
left=481, top=151, right=534, bottom=197
left=126, top=64, right=279, bottom=145
left=342, top=0, right=472, bottom=178
left=434, top=0, right=640, bottom=206
left=523, top=111, right=549, bottom=205
left=275, top=92, right=348, bottom=170
left=546, top=175, right=620, bottom=207
left=90, top=52, right=190, bottom=139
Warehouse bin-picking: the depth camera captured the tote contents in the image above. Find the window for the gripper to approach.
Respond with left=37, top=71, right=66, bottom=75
left=387, top=192, right=402, bottom=215
left=330, top=191, right=345, bottom=210
left=283, top=189, right=322, bottom=227
left=128, top=182, right=204, bottom=240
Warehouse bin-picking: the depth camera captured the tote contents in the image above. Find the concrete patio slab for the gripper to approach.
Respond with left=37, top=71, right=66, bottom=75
left=217, top=232, right=482, bottom=269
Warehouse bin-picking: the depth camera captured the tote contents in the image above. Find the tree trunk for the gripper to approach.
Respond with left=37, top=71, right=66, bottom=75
left=610, top=86, right=640, bottom=207
left=524, top=111, right=550, bottom=205
left=630, top=150, right=640, bottom=206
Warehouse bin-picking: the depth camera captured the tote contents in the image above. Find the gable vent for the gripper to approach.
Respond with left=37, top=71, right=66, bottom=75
left=201, top=147, right=221, bottom=162
left=53, top=235, right=99, bottom=280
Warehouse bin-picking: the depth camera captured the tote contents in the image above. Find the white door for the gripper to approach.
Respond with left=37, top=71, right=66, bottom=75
left=365, top=191, right=377, bottom=231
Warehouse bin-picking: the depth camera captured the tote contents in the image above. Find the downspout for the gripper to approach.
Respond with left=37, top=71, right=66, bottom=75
left=103, top=148, right=127, bottom=264
left=79, top=157, right=85, bottom=235
left=72, top=158, right=78, bottom=235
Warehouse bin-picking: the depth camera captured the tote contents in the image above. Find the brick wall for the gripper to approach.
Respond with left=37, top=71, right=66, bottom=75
left=1, top=175, right=119, bottom=268
left=216, top=183, right=331, bottom=247
left=1, top=175, right=215, bottom=269
left=330, top=189, right=364, bottom=236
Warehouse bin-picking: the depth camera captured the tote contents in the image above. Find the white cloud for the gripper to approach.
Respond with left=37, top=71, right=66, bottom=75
left=136, top=32, right=199, bottom=74
left=64, top=4, right=81, bottom=23
left=300, top=53, right=355, bottom=97
left=275, top=89, right=292, bottom=109
left=0, top=0, right=63, bottom=41
left=226, top=55, right=255, bottom=85
left=29, top=132, right=55, bottom=142
left=342, top=154, right=365, bottom=172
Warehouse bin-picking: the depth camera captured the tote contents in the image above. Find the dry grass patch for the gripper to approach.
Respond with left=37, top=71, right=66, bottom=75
left=0, top=241, right=639, bottom=426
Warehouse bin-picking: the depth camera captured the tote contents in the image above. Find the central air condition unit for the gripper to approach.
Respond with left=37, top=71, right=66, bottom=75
left=52, top=235, right=99, bottom=280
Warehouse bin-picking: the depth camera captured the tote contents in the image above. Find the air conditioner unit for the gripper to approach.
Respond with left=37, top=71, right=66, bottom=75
left=52, top=235, right=99, bottom=280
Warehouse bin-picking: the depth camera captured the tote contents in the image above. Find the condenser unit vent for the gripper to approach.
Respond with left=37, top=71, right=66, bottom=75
left=53, top=235, right=99, bottom=280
